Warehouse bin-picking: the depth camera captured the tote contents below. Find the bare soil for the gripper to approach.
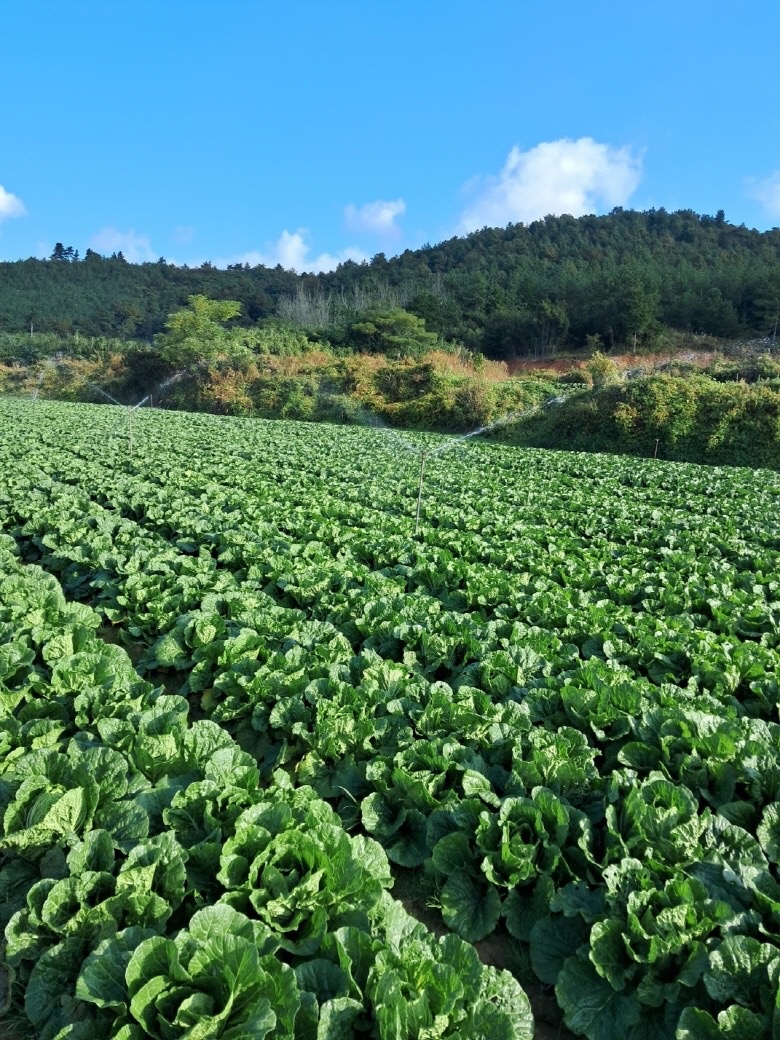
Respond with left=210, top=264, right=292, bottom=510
left=506, top=350, right=718, bottom=377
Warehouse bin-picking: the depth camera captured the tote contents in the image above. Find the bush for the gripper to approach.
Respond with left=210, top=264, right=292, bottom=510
left=375, top=360, right=436, bottom=402
left=585, top=350, right=621, bottom=388
left=250, top=376, right=319, bottom=421
left=513, top=373, right=780, bottom=468
left=452, top=378, right=494, bottom=428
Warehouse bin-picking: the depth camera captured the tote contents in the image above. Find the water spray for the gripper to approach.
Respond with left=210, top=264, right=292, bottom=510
left=343, top=399, right=420, bottom=455
left=30, top=360, right=59, bottom=411
left=409, top=414, right=522, bottom=536
left=89, top=370, right=187, bottom=434
left=414, top=452, right=428, bottom=536
left=427, top=409, right=531, bottom=458
left=408, top=396, right=572, bottom=535
left=87, top=384, right=134, bottom=456
left=345, top=393, right=571, bottom=537
left=31, top=370, right=46, bottom=412
left=88, top=384, right=123, bottom=407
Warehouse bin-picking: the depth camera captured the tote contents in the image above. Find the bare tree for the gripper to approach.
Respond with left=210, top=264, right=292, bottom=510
left=277, top=287, right=332, bottom=328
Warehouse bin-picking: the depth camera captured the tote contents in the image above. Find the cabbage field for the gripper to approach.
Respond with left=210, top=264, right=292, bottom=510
left=1, top=396, right=780, bottom=1040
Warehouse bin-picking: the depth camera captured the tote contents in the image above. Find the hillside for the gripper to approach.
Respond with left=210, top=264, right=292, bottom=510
left=2, top=209, right=780, bottom=355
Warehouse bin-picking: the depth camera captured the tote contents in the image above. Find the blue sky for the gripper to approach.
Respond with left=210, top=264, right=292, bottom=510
left=2, top=1, right=779, bottom=270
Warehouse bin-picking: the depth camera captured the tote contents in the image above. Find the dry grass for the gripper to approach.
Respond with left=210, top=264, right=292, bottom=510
left=260, top=349, right=335, bottom=377
left=426, top=349, right=510, bottom=382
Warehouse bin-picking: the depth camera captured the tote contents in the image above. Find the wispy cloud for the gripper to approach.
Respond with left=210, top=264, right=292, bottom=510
left=173, top=225, right=195, bottom=244
left=88, top=226, right=156, bottom=262
left=747, top=170, right=780, bottom=219
left=344, top=198, right=406, bottom=236
left=220, top=229, right=367, bottom=273
left=0, top=184, right=26, bottom=222
left=457, top=138, right=643, bottom=233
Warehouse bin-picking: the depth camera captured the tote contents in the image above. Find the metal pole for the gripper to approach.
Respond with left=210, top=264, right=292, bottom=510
left=414, top=452, right=427, bottom=536
left=654, top=438, right=659, bottom=460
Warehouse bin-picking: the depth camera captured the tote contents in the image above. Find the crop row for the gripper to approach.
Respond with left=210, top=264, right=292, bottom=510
left=3, top=398, right=780, bottom=1038
left=0, top=530, right=532, bottom=1039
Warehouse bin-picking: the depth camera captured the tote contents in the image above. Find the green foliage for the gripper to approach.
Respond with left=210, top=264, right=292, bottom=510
left=346, top=308, right=441, bottom=357
left=0, top=252, right=296, bottom=338
left=4, top=393, right=780, bottom=1035
left=3, top=211, right=780, bottom=356
left=515, top=373, right=780, bottom=468
left=250, top=375, right=321, bottom=421
left=93, top=906, right=285, bottom=1039
left=585, top=350, right=621, bottom=388
left=558, top=368, right=593, bottom=387
left=249, top=321, right=314, bottom=356
left=0, top=332, right=127, bottom=366
left=156, top=294, right=245, bottom=370
left=5, top=398, right=780, bottom=1039
left=0, top=527, right=533, bottom=1040
left=481, top=299, right=570, bottom=359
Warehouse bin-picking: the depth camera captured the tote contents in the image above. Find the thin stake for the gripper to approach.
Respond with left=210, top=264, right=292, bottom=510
left=414, top=451, right=427, bottom=536
left=653, top=438, right=659, bottom=460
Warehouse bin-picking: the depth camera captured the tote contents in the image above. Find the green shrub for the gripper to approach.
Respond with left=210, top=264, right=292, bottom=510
left=513, top=373, right=780, bottom=468
left=452, top=378, right=494, bottom=428
left=585, top=351, right=621, bottom=388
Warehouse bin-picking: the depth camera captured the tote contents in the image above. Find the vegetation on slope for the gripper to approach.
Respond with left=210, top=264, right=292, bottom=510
left=3, top=293, right=780, bottom=468
left=2, top=209, right=780, bottom=355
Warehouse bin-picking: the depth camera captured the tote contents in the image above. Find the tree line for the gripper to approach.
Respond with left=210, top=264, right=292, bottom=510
left=1, top=208, right=779, bottom=357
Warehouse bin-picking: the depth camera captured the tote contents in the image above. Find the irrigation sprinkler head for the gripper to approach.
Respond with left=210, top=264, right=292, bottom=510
left=130, top=394, right=150, bottom=413
left=348, top=399, right=572, bottom=539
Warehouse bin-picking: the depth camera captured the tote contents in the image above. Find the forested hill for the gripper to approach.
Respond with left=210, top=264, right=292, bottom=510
left=0, top=251, right=300, bottom=339
left=2, top=208, right=780, bottom=355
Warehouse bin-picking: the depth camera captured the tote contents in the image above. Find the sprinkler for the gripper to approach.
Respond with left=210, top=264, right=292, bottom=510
left=87, top=371, right=186, bottom=457
left=414, top=452, right=428, bottom=537
left=30, top=363, right=54, bottom=411
left=361, top=393, right=572, bottom=538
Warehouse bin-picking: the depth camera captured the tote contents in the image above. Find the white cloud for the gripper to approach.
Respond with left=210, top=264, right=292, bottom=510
left=220, top=229, right=367, bottom=273
left=0, top=184, right=26, bottom=222
left=173, top=225, right=195, bottom=244
left=747, top=171, right=780, bottom=219
left=344, top=198, right=406, bottom=235
left=88, top=226, right=155, bottom=262
left=457, top=137, right=643, bottom=233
